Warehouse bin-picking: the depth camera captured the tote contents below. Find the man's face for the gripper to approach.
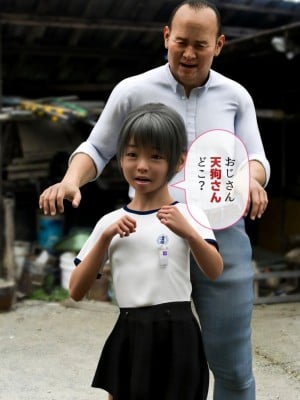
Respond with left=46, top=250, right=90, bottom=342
left=164, top=5, right=225, bottom=96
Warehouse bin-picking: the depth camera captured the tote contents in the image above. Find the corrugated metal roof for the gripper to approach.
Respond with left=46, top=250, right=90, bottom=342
left=0, top=0, right=299, bottom=107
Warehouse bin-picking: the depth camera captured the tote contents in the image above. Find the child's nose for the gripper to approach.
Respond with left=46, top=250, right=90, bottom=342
left=137, top=157, right=148, bottom=171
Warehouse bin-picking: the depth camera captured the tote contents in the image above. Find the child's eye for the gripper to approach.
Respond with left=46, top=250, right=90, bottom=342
left=152, top=154, right=165, bottom=160
left=126, top=152, right=136, bottom=157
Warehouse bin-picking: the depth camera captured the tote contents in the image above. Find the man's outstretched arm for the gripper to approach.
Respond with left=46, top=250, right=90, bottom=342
left=39, top=153, right=97, bottom=216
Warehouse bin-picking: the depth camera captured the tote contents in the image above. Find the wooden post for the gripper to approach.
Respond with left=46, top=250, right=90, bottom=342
left=0, top=23, right=4, bottom=278
left=3, top=196, right=16, bottom=282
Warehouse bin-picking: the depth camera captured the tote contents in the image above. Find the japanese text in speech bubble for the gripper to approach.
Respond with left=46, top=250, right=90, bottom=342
left=171, top=129, right=250, bottom=230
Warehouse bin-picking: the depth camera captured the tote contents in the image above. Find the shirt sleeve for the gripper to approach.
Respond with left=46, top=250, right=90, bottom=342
left=234, top=86, right=270, bottom=187
left=74, top=219, right=109, bottom=272
left=69, top=79, right=133, bottom=178
left=176, top=203, right=218, bottom=249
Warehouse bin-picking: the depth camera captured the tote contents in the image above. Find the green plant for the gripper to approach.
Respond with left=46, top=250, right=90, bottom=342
left=30, top=286, right=69, bottom=302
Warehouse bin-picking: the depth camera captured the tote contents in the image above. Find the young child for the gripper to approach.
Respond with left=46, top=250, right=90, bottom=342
left=69, top=103, right=223, bottom=400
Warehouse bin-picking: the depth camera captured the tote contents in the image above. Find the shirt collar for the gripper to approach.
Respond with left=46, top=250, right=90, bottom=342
left=164, top=63, right=212, bottom=95
left=164, top=63, right=178, bottom=93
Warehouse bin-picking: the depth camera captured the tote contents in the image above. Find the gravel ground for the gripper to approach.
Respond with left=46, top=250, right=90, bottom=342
left=0, top=299, right=299, bottom=400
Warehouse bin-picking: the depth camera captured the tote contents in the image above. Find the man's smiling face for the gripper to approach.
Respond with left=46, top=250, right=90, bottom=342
left=164, top=4, right=224, bottom=96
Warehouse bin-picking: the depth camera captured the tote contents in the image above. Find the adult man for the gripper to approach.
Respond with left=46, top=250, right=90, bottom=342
left=40, top=1, right=270, bottom=399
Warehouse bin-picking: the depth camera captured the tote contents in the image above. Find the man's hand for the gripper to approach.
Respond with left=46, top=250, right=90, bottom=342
left=39, top=153, right=97, bottom=215
left=244, top=177, right=268, bottom=220
left=39, top=181, right=82, bottom=215
left=243, top=160, right=269, bottom=220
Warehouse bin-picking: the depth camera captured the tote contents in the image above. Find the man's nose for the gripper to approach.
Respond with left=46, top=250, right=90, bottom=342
left=183, top=45, right=196, bottom=59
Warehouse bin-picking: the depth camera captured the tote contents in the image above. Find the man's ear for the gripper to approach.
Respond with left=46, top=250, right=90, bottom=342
left=215, top=34, right=225, bottom=57
left=163, top=26, right=170, bottom=49
left=176, top=152, right=186, bottom=173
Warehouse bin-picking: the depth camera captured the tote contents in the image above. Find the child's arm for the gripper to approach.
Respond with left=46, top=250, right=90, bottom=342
left=157, top=205, right=223, bottom=280
left=69, top=215, right=136, bottom=301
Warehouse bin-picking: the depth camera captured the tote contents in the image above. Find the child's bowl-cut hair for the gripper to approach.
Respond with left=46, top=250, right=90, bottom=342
left=116, top=103, right=187, bottom=181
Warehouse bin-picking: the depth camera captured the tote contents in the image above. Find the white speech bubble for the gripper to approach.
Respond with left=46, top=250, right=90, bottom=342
left=170, top=129, right=250, bottom=230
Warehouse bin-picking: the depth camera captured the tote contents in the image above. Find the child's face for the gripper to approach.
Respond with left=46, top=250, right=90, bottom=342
left=120, top=139, right=169, bottom=194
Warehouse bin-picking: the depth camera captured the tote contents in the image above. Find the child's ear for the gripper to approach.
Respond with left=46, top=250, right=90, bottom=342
left=176, top=152, right=186, bottom=172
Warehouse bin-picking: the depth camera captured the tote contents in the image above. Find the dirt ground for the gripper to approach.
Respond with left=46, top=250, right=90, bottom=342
left=0, top=298, right=299, bottom=400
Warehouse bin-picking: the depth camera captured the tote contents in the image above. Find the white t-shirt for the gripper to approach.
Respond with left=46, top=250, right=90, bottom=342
left=75, top=202, right=217, bottom=308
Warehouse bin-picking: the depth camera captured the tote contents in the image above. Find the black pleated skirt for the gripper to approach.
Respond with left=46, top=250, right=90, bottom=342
left=92, top=301, right=209, bottom=400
